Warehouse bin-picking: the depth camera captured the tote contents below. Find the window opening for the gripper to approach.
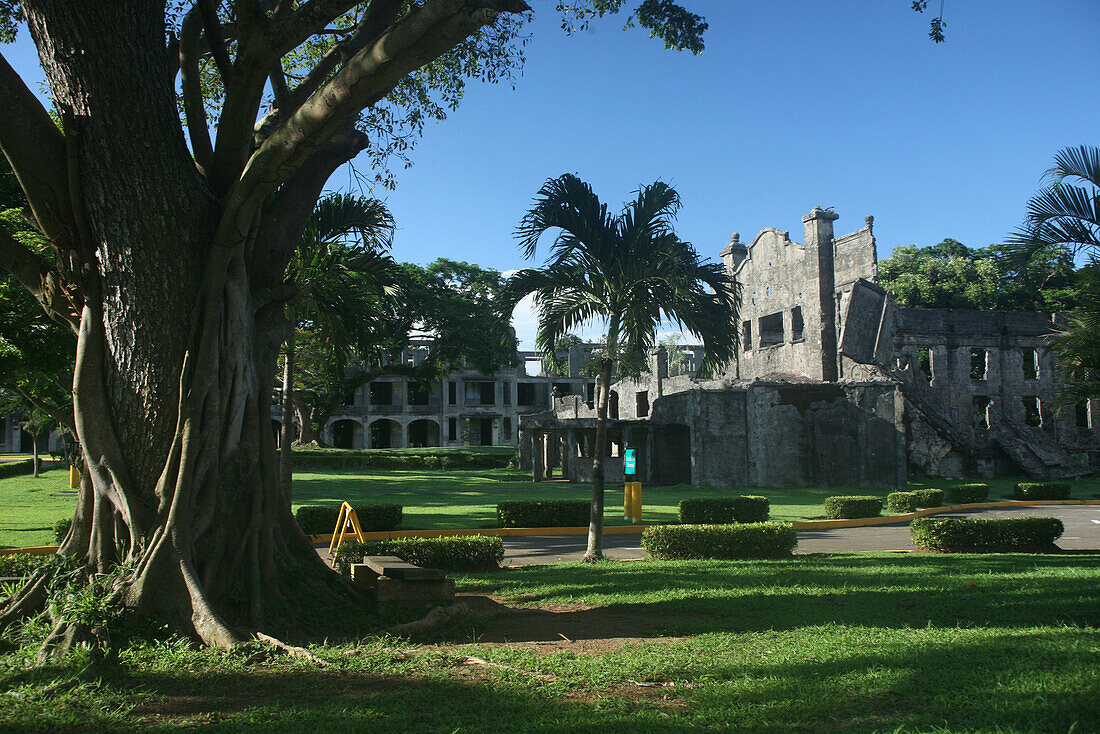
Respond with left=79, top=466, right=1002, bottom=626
left=970, top=349, right=987, bottom=381
left=759, top=312, right=784, bottom=347
left=742, top=321, right=752, bottom=351
left=369, top=382, right=393, bottom=406
left=1022, top=396, right=1041, bottom=427
left=447, top=417, right=457, bottom=441
left=916, top=348, right=933, bottom=382
left=1021, top=348, right=1038, bottom=380
left=636, top=391, right=649, bottom=418
left=973, top=396, right=990, bottom=430
left=791, top=306, right=804, bottom=342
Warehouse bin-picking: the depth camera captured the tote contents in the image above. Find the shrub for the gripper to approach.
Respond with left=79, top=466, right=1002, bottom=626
left=823, top=496, right=882, bottom=519
left=910, top=517, right=1064, bottom=552
left=53, top=517, right=72, bottom=543
left=947, top=483, right=989, bottom=504
left=678, top=496, right=769, bottom=524
left=642, top=522, right=797, bottom=560
left=911, top=488, right=945, bottom=508
left=0, top=459, right=35, bottom=480
left=886, top=491, right=919, bottom=514
left=1014, top=482, right=1071, bottom=501
left=333, top=536, right=504, bottom=573
left=497, top=500, right=590, bottom=528
left=294, top=504, right=403, bottom=535
left=0, top=552, right=56, bottom=577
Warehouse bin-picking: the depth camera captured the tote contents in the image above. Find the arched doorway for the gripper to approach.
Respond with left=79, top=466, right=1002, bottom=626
left=369, top=419, right=401, bottom=449
left=331, top=419, right=359, bottom=449
left=407, top=419, right=441, bottom=448
left=609, top=390, right=619, bottom=419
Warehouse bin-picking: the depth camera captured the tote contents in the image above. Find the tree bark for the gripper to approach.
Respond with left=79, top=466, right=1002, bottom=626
left=279, top=308, right=297, bottom=500
left=582, top=358, right=614, bottom=562
left=0, top=0, right=526, bottom=651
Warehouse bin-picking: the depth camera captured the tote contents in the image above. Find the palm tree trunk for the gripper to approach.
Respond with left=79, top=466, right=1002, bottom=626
left=582, top=357, right=614, bottom=562
left=279, top=306, right=296, bottom=502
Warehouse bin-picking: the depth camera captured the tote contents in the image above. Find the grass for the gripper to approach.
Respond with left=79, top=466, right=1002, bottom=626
left=1, top=553, right=1098, bottom=731
left=0, top=469, right=73, bottom=549
left=5, top=466, right=1100, bottom=547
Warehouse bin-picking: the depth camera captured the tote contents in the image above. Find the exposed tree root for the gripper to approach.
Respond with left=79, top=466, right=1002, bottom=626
left=255, top=632, right=329, bottom=666
left=0, top=568, right=51, bottom=633
left=382, top=602, right=474, bottom=637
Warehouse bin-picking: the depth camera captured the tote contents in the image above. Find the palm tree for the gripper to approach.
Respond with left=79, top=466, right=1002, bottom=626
left=505, top=174, right=740, bottom=561
left=1011, top=145, right=1100, bottom=412
left=279, top=193, right=400, bottom=495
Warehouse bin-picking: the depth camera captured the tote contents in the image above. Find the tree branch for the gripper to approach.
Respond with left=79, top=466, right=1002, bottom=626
left=235, top=0, right=529, bottom=213
left=0, top=51, right=76, bottom=246
left=179, top=9, right=216, bottom=178
left=266, top=0, right=362, bottom=57
left=0, top=228, right=79, bottom=332
left=198, top=0, right=234, bottom=81
left=14, top=384, right=76, bottom=437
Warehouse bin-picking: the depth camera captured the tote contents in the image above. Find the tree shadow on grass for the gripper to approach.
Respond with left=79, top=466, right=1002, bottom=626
left=455, top=554, right=1100, bottom=638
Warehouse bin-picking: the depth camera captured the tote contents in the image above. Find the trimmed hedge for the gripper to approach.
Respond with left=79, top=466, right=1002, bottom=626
left=912, top=488, right=945, bottom=508
left=0, top=552, right=55, bottom=577
left=497, top=500, right=590, bottom=528
left=642, top=522, right=797, bottom=560
left=886, top=491, right=919, bottom=514
left=290, top=450, right=513, bottom=471
left=0, top=459, right=35, bottom=480
left=948, top=483, right=990, bottom=504
left=1014, top=482, right=1071, bottom=501
left=910, top=516, right=1064, bottom=552
left=333, top=536, right=504, bottom=573
left=678, top=496, right=769, bottom=524
left=53, top=517, right=72, bottom=543
left=295, top=504, right=403, bottom=535
left=824, top=496, right=882, bottom=519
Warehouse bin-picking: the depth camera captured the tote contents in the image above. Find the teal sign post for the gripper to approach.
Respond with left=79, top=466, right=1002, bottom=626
left=624, top=448, right=637, bottom=476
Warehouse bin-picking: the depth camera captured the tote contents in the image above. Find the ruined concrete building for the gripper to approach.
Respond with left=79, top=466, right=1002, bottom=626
left=309, top=340, right=598, bottom=449
left=520, top=207, right=1097, bottom=487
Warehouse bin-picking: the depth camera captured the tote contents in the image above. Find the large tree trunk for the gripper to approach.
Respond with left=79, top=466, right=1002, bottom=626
left=582, top=358, right=614, bottom=562
left=0, top=0, right=527, bottom=653
left=0, top=2, right=353, bottom=653
left=292, top=393, right=318, bottom=446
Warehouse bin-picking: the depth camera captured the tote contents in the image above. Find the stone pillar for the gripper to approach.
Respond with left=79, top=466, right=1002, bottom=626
left=803, top=207, right=840, bottom=382
left=532, top=432, right=544, bottom=482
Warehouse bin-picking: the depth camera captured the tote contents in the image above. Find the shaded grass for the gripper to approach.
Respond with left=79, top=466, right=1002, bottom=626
left=1, top=554, right=1098, bottom=732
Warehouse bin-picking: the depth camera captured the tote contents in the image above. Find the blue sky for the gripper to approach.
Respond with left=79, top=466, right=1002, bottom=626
left=6, top=1, right=1099, bottom=346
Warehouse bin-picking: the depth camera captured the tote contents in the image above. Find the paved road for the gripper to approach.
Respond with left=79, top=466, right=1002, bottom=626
left=499, top=505, right=1100, bottom=565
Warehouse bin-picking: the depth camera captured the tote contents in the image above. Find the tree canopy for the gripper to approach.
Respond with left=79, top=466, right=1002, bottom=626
left=878, top=238, right=1082, bottom=314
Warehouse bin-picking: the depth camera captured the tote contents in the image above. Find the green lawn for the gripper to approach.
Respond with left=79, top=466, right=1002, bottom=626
left=1, top=553, right=1098, bottom=731
left=5, top=466, right=1100, bottom=547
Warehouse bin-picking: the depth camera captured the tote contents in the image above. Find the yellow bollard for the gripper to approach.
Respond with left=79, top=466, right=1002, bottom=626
left=624, top=482, right=642, bottom=523
left=68, top=466, right=80, bottom=489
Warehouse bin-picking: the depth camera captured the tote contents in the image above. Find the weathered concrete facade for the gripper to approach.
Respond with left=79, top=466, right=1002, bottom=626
left=521, top=380, right=906, bottom=489
left=519, top=206, right=1096, bottom=487
left=314, top=341, right=598, bottom=449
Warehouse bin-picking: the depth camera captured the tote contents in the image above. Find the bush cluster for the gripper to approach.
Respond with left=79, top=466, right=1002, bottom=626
left=642, top=522, right=797, bottom=560
left=0, top=552, right=55, bottom=577
left=291, top=450, right=513, bottom=471
left=823, top=496, right=882, bottom=519
left=678, top=496, right=769, bottom=524
left=497, top=500, right=590, bottom=528
left=947, top=483, right=990, bottom=504
left=0, top=459, right=35, bottom=480
left=911, top=488, right=945, bottom=508
left=910, top=516, right=1064, bottom=552
left=295, top=504, right=403, bottom=535
left=53, top=517, right=72, bottom=543
left=333, top=536, right=504, bottom=573
left=1014, top=482, right=1071, bottom=501
left=886, top=491, right=919, bottom=514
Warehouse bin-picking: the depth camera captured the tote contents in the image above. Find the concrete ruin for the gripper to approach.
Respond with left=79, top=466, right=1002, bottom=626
left=520, top=207, right=1097, bottom=487
left=311, top=340, right=597, bottom=449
